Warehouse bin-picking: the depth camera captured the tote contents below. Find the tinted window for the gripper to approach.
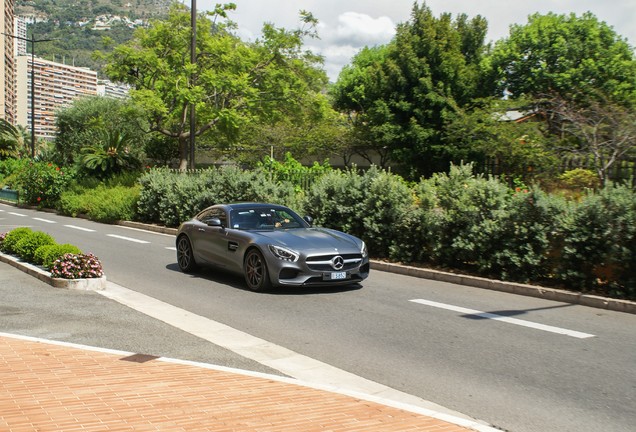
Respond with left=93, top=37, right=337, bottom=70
left=196, top=208, right=227, bottom=227
left=230, top=207, right=305, bottom=230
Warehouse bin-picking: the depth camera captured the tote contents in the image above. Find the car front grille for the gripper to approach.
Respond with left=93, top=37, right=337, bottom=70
left=305, top=253, right=363, bottom=272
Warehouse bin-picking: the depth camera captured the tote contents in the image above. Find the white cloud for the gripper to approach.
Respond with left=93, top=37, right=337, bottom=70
left=329, top=12, right=395, bottom=46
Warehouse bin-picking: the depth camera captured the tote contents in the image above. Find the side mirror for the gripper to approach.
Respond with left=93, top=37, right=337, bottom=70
left=303, top=215, right=313, bottom=227
left=206, top=217, right=223, bottom=227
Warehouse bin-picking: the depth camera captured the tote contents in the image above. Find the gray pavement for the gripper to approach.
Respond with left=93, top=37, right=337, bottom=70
left=0, top=261, right=284, bottom=376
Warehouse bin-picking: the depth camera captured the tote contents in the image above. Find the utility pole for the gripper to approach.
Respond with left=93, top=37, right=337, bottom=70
left=189, top=0, right=197, bottom=170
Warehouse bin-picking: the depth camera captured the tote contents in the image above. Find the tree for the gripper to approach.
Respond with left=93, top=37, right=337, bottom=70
left=487, top=12, right=636, bottom=106
left=544, top=94, right=636, bottom=184
left=81, top=130, right=142, bottom=178
left=442, top=97, right=555, bottom=180
left=0, top=119, right=29, bottom=159
left=104, top=3, right=327, bottom=170
left=331, top=2, right=490, bottom=179
left=55, top=96, right=148, bottom=166
left=330, top=46, right=393, bottom=167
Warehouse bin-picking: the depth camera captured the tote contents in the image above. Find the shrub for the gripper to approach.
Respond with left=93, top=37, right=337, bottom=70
left=0, top=158, right=30, bottom=187
left=136, top=166, right=296, bottom=227
left=559, top=168, right=600, bottom=190
left=359, top=168, right=413, bottom=258
left=1, top=227, right=33, bottom=253
left=33, top=244, right=55, bottom=265
left=13, top=161, right=72, bottom=207
left=50, top=253, right=103, bottom=279
left=36, top=244, right=83, bottom=269
left=474, top=188, right=566, bottom=281
left=420, top=163, right=512, bottom=271
left=14, top=231, right=56, bottom=262
left=557, top=182, right=636, bottom=299
left=303, top=167, right=367, bottom=236
left=58, top=184, right=140, bottom=222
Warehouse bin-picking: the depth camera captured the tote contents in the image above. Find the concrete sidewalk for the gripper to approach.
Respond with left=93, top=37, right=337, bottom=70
left=0, top=262, right=496, bottom=431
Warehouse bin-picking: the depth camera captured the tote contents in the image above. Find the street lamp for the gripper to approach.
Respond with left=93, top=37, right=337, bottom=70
left=3, top=32, right=55, bottom=158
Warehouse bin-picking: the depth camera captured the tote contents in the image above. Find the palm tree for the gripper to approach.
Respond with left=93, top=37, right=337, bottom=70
left=81, top=129, right=142, bottom=178
left=0, top=119, right=28, bottom=159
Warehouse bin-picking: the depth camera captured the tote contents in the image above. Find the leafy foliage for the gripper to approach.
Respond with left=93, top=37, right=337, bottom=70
left=136, top=166, right=297, bottom=227
left=81, top=130, right=143, bottom=179
left=58, top=184, right=140, bottom=223
left=34, top=244, right=83, bottom=269
left=442, top=97, right=557, bottom=180
left=54, top=96, right=148, bottom=167
left=0, top=119, right=29, bottom=159
left=331, top=3, right=490, bottom=179
left=488, top=12, right=636, bottom=105
left=14, top=231, right=56, bottom=262
left=302, top=166, right=412, bottom=257
left=0, top=227, right=33, bottom=254
left=557, top=183, right=636, bottom=298
left=104, top=3, right=327, bottom=169
left=13, top=161, right=72, bottom=207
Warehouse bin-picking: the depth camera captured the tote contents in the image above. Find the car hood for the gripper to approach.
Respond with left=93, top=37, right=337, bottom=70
left=256, top=228, right=362, bottom=254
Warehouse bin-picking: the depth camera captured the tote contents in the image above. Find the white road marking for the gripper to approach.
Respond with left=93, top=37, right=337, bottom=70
left=165, top=247, right=176, bottom=251
left=32, top=217, right=55, bottom=224
left=8, top=212, right=27, bottom=217
left=107, top=234, right=150, bottom=244
left=410, top=299, right=595, bottom=339
left=65, top=225, right=95, bottom=232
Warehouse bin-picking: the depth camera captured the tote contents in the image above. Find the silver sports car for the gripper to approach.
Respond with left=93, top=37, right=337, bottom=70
left=176, top=203, right=370, bottom=291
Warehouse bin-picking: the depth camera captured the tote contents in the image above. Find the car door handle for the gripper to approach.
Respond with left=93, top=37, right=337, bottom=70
left=198, top=228, right=205, bottom=232
left=228, top=241, right=238, bottom=251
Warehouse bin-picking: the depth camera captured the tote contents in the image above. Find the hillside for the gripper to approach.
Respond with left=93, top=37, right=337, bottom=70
left=15, top=0, right=173, bottom=77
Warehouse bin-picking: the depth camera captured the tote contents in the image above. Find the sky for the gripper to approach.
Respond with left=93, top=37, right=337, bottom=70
left=195, top=0, right=636, bottom=81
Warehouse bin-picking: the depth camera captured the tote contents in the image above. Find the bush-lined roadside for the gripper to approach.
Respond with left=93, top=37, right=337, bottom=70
left=1, top=158, right=634, bottom=299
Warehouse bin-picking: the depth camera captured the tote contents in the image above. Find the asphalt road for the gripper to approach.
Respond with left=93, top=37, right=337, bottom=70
left=2, top=203, right=635, bottom=432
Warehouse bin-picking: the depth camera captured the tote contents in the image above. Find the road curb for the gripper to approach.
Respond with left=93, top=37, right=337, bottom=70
left=371, top=261, right=636, bottom=315
left=0, top=252, right=107, bottom=291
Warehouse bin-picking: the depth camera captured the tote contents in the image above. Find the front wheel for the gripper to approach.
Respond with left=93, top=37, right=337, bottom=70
left=244, top=249, right=272, bottom=292
left=177, top=235, right=197, bottom=273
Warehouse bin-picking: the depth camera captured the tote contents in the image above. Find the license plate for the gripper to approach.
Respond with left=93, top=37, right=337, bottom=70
left=329, top=272, right=347, bottom=280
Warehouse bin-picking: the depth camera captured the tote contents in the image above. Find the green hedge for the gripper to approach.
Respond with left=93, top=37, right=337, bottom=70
left=301, top=164, right=635, bottom=299
left=136, top=166, right=297, bottom=227
left=58, top=184, right=140, bottom=223
left=2, top=158, right=633, bottom=299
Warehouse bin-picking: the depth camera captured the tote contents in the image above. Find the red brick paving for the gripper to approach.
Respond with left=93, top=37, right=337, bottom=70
left=0, top=335, right=473, bottom=431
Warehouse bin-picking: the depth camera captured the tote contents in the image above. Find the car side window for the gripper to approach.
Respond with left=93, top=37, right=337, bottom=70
left=196, top=208, right=227, bottom=227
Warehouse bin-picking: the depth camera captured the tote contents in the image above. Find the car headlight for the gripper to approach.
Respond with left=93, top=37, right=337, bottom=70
left=268, top=245, right=299, bottom=262
left=361, top=241, right=368, bottom=258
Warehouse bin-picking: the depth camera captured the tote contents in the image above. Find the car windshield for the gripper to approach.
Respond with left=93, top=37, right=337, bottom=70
left=230, top=207, right=305, bottom=231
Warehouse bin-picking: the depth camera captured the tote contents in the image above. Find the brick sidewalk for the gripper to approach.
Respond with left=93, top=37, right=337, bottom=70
left=0, top=335, right=474, bottom=431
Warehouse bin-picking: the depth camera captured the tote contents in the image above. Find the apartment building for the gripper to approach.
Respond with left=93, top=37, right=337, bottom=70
left=14, top=15, right=26, bottom=56
left=16, top=56, right=97, bottom=140
left=1, top=0, right=16, bottom=124
left=97, top=79, right=130, bottom=99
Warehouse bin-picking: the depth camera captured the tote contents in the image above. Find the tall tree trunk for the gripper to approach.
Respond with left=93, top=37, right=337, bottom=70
left=178, top=135, right=189, bottom=170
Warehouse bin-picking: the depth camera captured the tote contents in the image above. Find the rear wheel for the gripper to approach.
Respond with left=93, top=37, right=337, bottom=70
left=176, top=236, right=197, bottom=273
left=244, top=249, right=272, bottom=292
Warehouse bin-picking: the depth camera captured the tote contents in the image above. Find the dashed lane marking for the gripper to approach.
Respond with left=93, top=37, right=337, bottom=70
left=32, top=217, right=55, bottom=224
left=107, top=234, right=150, bottom=244
left=65, top=225, right=96, bottom=232
left=410, top=299, right=595, bottom=339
